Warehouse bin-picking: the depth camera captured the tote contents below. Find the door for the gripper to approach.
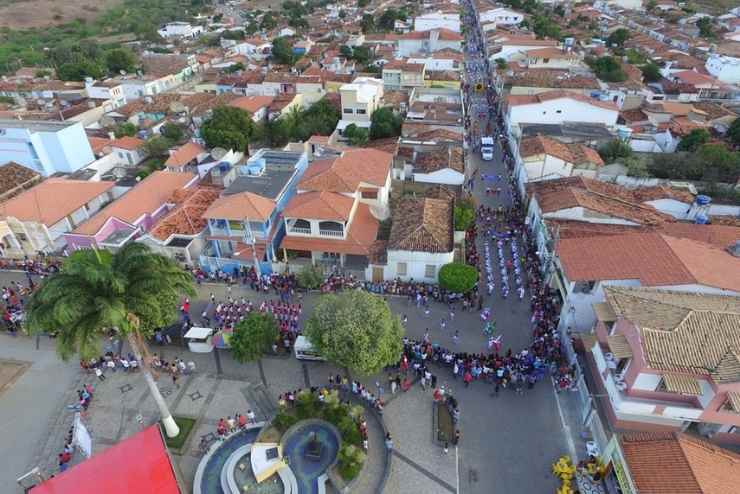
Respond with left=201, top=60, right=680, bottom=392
left=372, top=266, right=384, bottom=283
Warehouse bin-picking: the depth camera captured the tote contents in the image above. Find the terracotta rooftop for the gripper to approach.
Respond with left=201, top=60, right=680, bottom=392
left=504, top=68, right=599, bottom=90
left=111, top=136, right=145, bottom=151
left=280, top=202, right=379, bottom=255
left=229, top=95, right=275, bottom=114
left=557, top=233, right=740, bottom=291
left=165, top=142, right=206, bottom=168
left=506, top=90, right=618, bottom=111
left=0, top=178, right=114, bottom=226
left=621, top=432, right=740, bottom=494
left=202, top=191, right=275, bottom=222
left=388, top=197, right=453, bottom=253
left=0, top=162, right=40, bottom=198
left=88, top=136, right=113, bottom=155
left=604, top=287, right=740, bottom=381
left=528, top=176, right=673, bottom=226
left=383, top=60, right=425, bottom=73
left=299, top=148, right=391, bottom=193
left=73, top=172, right=195, bottom=235
left=283, top=191, right=353, bottom=221
left=403, top=128, right=463, bottom=143
left=399, top=28, right=462, bottom=41
left=414, top=146, right=464, bottom=173
left=519, top=135, right=603, bottom=167
left=149, top=187, right=221, bottom=241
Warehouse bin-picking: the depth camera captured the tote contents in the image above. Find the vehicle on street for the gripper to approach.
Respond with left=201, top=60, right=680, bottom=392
left=294, top=335, right=325, bottom=361
left=481, top=136, right=494, bottom=161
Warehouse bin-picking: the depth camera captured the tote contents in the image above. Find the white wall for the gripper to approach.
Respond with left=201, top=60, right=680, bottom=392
left=643, top=198, right=692, bottom=219
left=413, top=168, right=465, bottom=185
left=632, top=372, right=661, bottom=391
left=414, top=14, right=461, bottom=33
left=386, top=250, right=454, bottom=282
left=509, top=99, right=618, bottom=127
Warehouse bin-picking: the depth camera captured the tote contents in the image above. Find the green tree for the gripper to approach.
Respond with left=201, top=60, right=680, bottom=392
left=344, top=124, right=369, bottom=146
left=224, top=62, right=246, bottom=73
left=25, top=244, right=195, bottom=437
left=454, top=199, right=475, bottom=231
left=640, top=62, right=662, bottom=83
left=438, top=263, right=478, bottom=293
left=495, top=58, right=508, bottom=70
left=161, top=123, right=185, bottom=142
left=230, top=312, right=279, bottom=362
left=114, top=122, right=137, bottom=138
left=260, top=11, right=278, bottom=31
left=143, top=136, right=172, bottom=157
left=623, top=156, right=650, bottom=178
left=378, top=8, right=402, bottom=31
left=296, top=264, right=323, bottom=289
left=696, top=17, right=714, bottom=39
left=200, top=106, right=254, bottom=154
left=58, top=59, right=104, bottom=81
left=607, top=28, right=630, bottom=48
left=696, top=143, right=740, bottom=183
left=677, top=128, right=710, bottom=152
left=532, top=15, right=561, bottom=39
left=304, top=291, right=404, bottom=375
left=361, top=14, right=376, bottom=33
left=357, top=0, right=370, bottom=7
left=272, top=37, right=297, bottom=65
left=598, top=139, right=633, bottom=163
left=370, top=107, right=402, bottom=139
left=104, top=48, right=137, bottom=75
left=727, top=117, right=740, bottom=147
left=586, top=56, right=627, bottom=82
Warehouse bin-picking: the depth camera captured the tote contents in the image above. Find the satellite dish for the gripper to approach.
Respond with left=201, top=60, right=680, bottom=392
left=211, top=147, right=227, bottom=160
left=169, top=101, right=187, bottom=113
left=113, top=167, right=128, bottom=179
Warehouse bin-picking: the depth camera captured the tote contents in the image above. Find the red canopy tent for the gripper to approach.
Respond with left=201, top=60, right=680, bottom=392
left=30, top=425, right=181, bottom=494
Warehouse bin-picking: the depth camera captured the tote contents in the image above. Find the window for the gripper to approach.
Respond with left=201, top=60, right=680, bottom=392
left=556, top=110, right=562, bottom=114
left=343, top=108, right=353, bottom=114
left=361, top=190, right=378, bottom=199
left=543, top=58, right=550, bottom=63
left=656, top=377, right=669, bottom=393
left=357, top=109, right=366, bottom=114
left=397, top=262, right=407, bottom=276
left=425, top=264, right=436, bottom=278
left=228, top=219, right=243, bottom=231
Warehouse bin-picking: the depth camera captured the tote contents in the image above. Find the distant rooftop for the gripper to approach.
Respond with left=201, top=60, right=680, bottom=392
left=519, top=122, right=615, bottom=141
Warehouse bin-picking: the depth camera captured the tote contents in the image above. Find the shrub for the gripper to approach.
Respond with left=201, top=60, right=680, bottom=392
left=338, top=444, right=366, bottom=481
left=337, top=415, right=362, bottom=447
left=454, top=199, right=475, bottom=231
left=438, top=263, right=478, bottom=293
left=296, top=264, right=323, bottom=289
left=295, top=390, right=319, bottom=420
left=272, top=411, right=298, bottom=433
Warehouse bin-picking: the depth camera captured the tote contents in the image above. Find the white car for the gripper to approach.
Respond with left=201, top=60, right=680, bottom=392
left=481, top=136, right=494, bottom=161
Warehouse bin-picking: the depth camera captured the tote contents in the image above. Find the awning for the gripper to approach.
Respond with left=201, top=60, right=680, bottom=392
left=607, top=334, right=633, bottom=359
left=593, top=302, right=617, bottom=323
left=184, top=327, right=213, bottom=339
left=662, top=374, right=702, bottom=396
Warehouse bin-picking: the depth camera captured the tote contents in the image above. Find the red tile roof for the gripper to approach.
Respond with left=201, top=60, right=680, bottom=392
left=202, top=191, right=275, bottom=221
left=110, top=136, right=145, bottom=151
left=165, top=142, right=206, bottom=168
left=621, top=432, right=740, bottom=494
left=388, top=197, right=453, bottom=253
left=506, top=90, right=618, bottom=111
left=149, top=187, right=221, bottom=240
left=298, top=148, right=391, bottom=193
left=283, top=191, right=353, bottom=221
left=400, top=28, right=463, bottom=41
left=229, top=95, right=274, bottom=114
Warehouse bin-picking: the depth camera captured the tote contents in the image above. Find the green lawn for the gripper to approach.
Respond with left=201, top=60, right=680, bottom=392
left=163, top=416, right=196, bottom=452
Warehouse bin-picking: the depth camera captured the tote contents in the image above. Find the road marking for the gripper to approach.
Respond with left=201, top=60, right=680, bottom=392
left=552, top=381, right=578, bottom=460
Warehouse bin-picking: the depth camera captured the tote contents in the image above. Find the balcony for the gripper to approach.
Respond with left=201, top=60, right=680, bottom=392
left=319, top=229, right=344, bottom=238
left=289, top=226, right=312, bottom=235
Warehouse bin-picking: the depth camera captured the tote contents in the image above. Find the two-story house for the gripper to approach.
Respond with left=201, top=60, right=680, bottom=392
left=279, top=148, right=392, bottom=274
left=586, top=286, right=740, bottom=444
left=337, top=78, right=384, bottom=133
left=200, top=149, right=308, bottom=274
left=382, top=60, right=426, bottom=91
left=397, top=29, right=463, bottom=57
left=0, top=178, right=115, bottom=256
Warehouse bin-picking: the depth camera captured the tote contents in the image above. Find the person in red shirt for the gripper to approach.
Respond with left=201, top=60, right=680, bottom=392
left=463, top=371, right=473, bottom=388
left=237, top=414, right=246, bottom=429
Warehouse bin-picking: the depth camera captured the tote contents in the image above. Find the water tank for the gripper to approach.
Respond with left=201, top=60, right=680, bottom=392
left=246, top=157, right=266, bottom=176
left=695, top=213, right=709, bottom=225
left=695, top=195, right=711, bottom=206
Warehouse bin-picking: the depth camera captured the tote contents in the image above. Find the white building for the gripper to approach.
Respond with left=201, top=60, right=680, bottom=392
left=397, top=29, right=464, bottom=57
left=505, top=91, right=619, bottom=129
left=384, top=197, right=455, bottom=283
left=0, top=119, right=95, bottom=176
left=110, top=136, right=147, bottom=167
left=705, top=54, right=740, bottom=84
left=479, top=8, right=525, bottom=26
left=339, top=78, right=384, bottom=129
left=84, top=78, right=127, bottom=109
left=413, top=12, right=461, bottom=33
left=157, top=22, right=204, bottom=39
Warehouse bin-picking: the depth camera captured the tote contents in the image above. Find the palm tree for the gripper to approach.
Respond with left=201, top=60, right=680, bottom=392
left=25, top=243, right=196, bottom=437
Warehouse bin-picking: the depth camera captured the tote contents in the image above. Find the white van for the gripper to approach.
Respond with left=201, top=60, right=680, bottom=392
left=481, top=136, right=494, bottom=161
left=294, top=335, right=326, bottom=361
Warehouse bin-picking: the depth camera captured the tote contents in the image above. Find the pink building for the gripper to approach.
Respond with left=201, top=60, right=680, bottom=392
left=586, top=286, right=740, bottom=445
left=64, top=171, right=197, bottom=251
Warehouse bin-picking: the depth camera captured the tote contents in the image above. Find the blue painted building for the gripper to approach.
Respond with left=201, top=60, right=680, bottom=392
left=199, top=149, right=308, bottom=274
left=0, top=119, right=95, bottom=176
